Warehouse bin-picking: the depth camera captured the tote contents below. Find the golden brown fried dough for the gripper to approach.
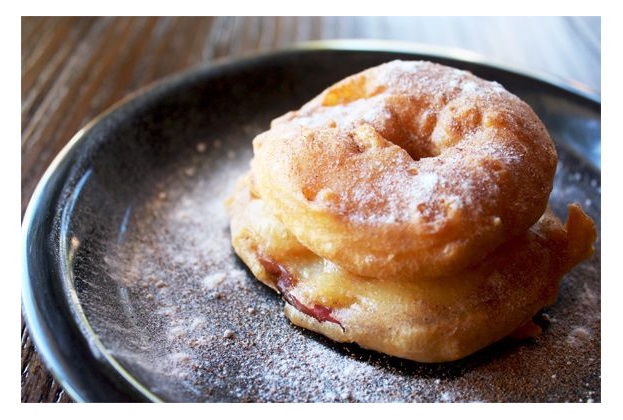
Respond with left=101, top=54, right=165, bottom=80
left=251, top=61, right=557, bottom=280
left=227, top=60, right=596, bottom=362
left=227, top=176, right=595, bottom=362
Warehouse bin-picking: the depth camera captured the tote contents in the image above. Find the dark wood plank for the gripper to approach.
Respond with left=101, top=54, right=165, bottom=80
left=21, top=318, right=72, bottom=403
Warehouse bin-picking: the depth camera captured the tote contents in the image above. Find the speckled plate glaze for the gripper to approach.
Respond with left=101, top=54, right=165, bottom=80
left=22, top=41, right=601, bottom=402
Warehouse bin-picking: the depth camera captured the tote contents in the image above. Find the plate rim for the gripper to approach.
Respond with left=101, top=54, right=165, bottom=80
left=21, top=40, right=601, bottom=402
left=296, top=39, right=601, bottom=104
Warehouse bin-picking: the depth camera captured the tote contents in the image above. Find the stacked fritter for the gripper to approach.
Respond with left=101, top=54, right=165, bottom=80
left=227, top=61, right=596, bottom=362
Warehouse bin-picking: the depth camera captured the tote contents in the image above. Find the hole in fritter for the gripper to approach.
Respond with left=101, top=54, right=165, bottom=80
left=378, top=95, right=441, bottom=161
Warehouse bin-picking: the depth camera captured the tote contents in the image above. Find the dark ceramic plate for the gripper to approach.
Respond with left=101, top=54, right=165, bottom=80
left=22, top=41, right=601, bottom=402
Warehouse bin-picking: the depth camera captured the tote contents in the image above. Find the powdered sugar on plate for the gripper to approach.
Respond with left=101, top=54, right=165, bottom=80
left=74, top=127, right=601, bottom=402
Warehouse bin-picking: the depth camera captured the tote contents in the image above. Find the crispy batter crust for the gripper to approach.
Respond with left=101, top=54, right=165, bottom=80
left=251, top=61, right=557, bottom=280
left=227, top=176, right=595, bottom=362
left=227, top=60, right=596, bottom=362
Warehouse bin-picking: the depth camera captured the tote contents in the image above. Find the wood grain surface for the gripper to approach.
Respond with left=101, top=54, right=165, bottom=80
left=21, top=16, right=600, bottom=403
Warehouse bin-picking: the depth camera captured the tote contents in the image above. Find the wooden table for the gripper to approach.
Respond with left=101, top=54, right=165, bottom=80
left=21, top=16, right=601, bottom=402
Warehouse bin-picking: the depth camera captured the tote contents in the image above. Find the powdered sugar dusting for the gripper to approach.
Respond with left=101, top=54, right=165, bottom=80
left=348, top=169, right=441, bottom=224
left=273, top=60, right=539, bottom=230
left=73, top=134, right=599, bottom=402
left=71, top=60, right=600, bottom=402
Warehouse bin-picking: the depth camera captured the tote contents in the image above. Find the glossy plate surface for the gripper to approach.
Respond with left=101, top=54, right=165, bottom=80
left=23, top=43, right=601, bottom=402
